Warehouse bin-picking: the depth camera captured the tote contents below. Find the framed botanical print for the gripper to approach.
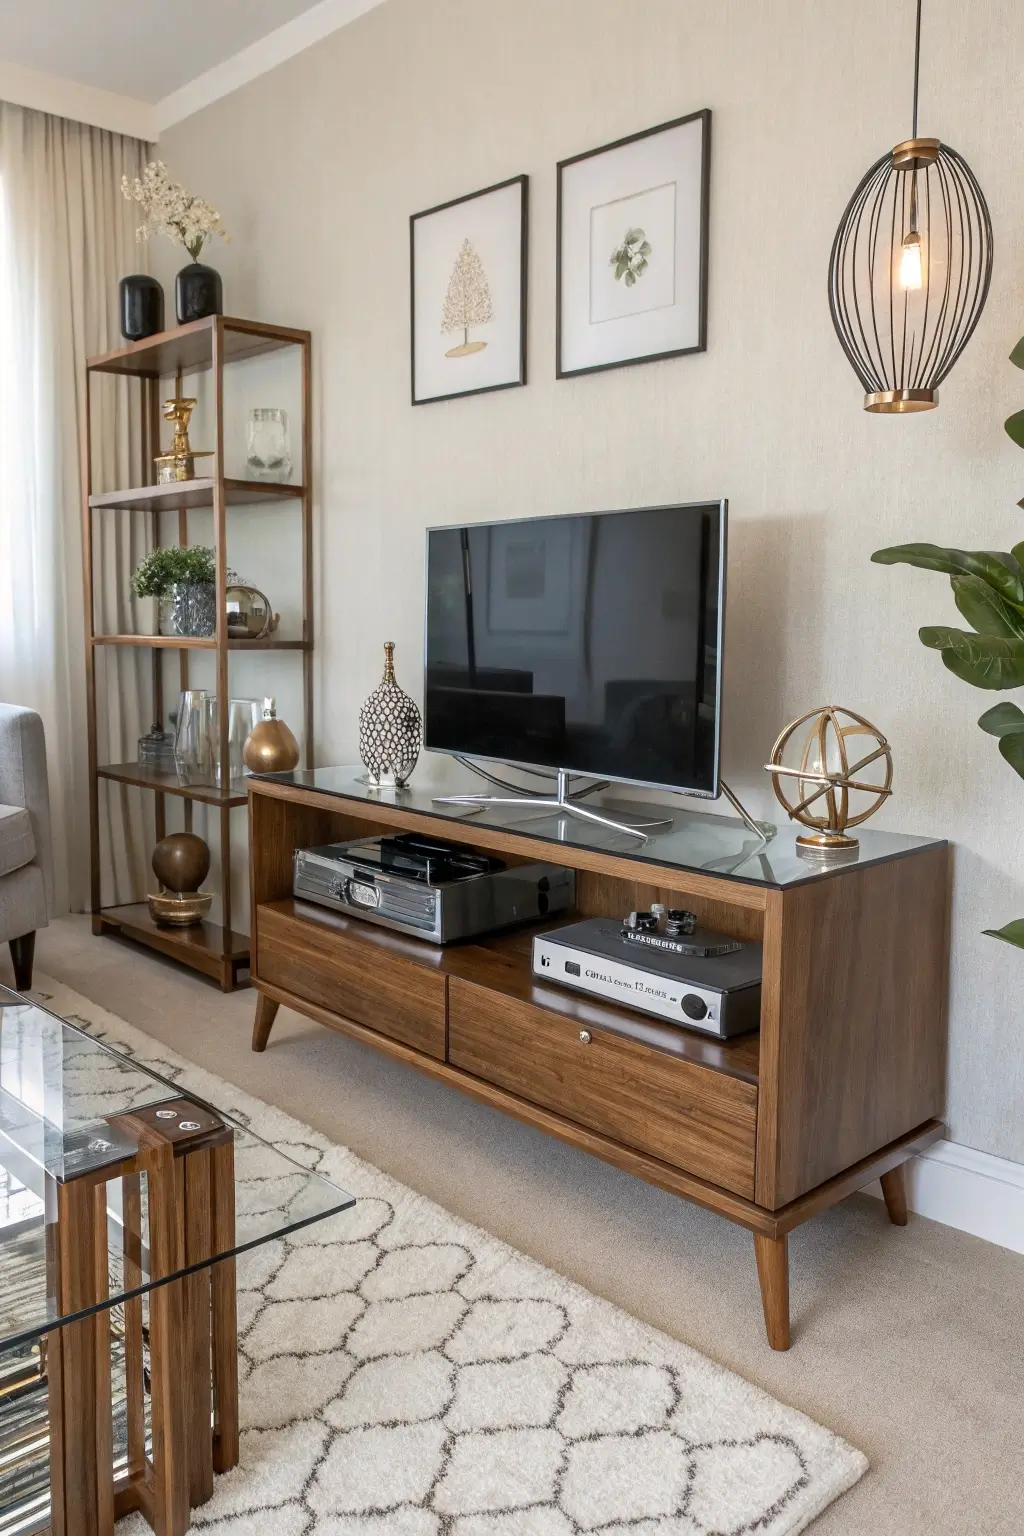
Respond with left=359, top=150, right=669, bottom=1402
left=410, top=174, right=528, bottom=405
left=556, top=110, right=711, bottom=377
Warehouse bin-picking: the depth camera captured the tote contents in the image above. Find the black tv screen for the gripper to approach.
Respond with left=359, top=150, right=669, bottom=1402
left=424, top=501, right=725, bottom=796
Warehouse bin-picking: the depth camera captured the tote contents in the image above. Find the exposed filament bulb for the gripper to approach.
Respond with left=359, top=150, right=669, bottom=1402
left=899, top=229, right=923, bottom=290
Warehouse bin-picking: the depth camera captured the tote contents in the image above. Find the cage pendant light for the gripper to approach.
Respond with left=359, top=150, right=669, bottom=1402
left=828, top=0, right=993, bottom=413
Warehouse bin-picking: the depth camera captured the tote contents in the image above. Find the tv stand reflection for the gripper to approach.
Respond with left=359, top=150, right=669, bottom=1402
left=434, top=758, right=773, bottom=847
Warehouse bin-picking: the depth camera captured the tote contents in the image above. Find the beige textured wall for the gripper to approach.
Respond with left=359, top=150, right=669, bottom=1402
left=157, top=0, right=1024, bottom=1163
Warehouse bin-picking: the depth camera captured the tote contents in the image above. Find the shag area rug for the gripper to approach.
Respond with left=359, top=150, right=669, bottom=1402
left=34, top=976, right=867, bottom=1535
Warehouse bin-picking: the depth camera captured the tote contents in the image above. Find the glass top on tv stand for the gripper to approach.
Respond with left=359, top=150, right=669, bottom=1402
left=261, top=763, right=943, bottom=889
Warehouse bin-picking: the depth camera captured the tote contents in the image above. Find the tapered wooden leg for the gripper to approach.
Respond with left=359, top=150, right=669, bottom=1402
left=880, top=1162, right=909, bottom=1226
left=251, top=992, right=280, bottom=1052
left=753, top=1233, right=791, bottom=1351
left=9, top=930, right=35, bottom=991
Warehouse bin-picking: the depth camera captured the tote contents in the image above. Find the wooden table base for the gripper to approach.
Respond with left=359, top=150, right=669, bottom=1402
left=47, top=1102, right=239, bottom=1536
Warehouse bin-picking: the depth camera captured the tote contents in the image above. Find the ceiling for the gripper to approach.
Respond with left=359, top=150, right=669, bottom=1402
left=0, top=0, right=329, bottom=103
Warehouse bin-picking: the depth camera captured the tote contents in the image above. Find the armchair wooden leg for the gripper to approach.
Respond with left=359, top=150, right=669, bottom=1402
left=251, top=992, right=280, bottom=1052
left=753, top=1233, right=791, bottom=1351
left=880, top=1162, right=909, bottom=1225
left=9, top=931, right=36, bottom=992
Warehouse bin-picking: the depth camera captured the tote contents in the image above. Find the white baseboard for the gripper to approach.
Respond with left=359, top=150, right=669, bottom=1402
left=864, top=1139, right=1024, bottom=1255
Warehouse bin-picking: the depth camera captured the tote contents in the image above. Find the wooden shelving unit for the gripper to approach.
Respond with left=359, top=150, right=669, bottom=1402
left=82, top=314, right=313, bottom=991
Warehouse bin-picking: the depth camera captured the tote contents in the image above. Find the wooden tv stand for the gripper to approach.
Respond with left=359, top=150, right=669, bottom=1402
left=247, top=770, right=949, bottom=1349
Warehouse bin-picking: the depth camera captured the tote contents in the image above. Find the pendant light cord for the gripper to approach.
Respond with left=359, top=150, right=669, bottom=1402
left=911, top=0, right=923, bottom=138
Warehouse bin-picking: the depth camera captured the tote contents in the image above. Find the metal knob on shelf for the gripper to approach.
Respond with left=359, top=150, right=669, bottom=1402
left=579, top=1030, right=592, bottom=1044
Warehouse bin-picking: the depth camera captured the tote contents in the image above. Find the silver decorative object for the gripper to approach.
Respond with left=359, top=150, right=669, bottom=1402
left=160, top=581, right=217, bottom=637
left=358, top=641, right=421, bottom=788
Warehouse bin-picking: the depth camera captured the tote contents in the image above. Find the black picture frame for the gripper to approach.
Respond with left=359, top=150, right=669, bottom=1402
left=556, top=109, right=711, bottom=379
left=410, top=174, right=529, bottom=406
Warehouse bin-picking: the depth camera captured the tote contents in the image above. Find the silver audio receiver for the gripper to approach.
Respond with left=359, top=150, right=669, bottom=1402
left=293, top=832, right=574, bottom=944
left=532, top=913, right=761, bottom=1038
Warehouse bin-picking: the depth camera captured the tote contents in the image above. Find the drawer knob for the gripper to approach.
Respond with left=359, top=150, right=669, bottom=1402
left=579, top=1029, right=591, bottom=1044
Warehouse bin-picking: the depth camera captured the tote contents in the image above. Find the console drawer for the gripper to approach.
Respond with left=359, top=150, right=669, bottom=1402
left=448, top=977, right=756, bottom=1197
left=257, top=901, right=446, bottom=1060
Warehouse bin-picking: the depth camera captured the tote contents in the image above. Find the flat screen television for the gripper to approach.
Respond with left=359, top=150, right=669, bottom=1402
left=424, top=500, right=726, bottom=797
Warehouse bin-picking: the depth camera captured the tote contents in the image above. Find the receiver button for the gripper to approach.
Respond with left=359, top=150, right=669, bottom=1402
left=681, top=993, right=708, bottom=1021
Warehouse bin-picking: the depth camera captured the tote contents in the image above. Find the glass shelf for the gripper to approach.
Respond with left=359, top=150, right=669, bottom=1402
left=260, top=763, right=944, bottom=890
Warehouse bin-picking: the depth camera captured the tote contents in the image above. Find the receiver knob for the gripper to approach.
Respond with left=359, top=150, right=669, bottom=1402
left=681, top=993, right=708, bottom=1021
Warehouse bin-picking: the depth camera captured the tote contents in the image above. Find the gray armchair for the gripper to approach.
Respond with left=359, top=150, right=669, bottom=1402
left=0, top=705, right=53, bottom=991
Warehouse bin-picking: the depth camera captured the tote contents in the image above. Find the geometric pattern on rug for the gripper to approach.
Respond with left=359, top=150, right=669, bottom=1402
left=33, top=977, right=867, bottom=1536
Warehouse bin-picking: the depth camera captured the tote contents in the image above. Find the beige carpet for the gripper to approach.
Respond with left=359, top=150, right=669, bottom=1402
left=22, top=917, right=1024, bottom=1534
left=39, top=976, right=866, bottom=1535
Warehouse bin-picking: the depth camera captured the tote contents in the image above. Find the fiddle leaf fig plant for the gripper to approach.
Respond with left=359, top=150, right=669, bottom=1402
left=871, top=332, right=1024, bottom=949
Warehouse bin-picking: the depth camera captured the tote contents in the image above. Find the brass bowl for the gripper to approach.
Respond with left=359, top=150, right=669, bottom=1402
left=147, top=890, right=213, bottom=928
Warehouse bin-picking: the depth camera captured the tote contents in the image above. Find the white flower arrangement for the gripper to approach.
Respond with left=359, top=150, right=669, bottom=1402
left=121, top=160, right=227, bottom=263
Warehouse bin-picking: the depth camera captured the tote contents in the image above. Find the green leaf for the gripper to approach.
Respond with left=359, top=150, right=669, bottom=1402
left=625, top=271, right=636, bottom=287
left=992, top=550, right=1024, bottom=579
left=872, top=543, right=1024, bottom=605
left=1006, top=409, right=1024, bottom=450
left=951, top=575, right=1024, bottom=638
left=998, top=732, right=1024, bottom=778
left=918, top=627, right=1024, bottom=688
left=983, top=919, right=1024, bottom=948
left=978, top=702, right=1024, bottom=736
left=1010, top=335, right=1024, bottom=370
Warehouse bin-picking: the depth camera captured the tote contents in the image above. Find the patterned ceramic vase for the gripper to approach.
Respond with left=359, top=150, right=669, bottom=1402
left=358, top=642, right=421, bottom=788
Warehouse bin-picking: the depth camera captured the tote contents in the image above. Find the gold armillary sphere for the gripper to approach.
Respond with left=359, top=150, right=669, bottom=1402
left=764, top=706, right=893, bottom=854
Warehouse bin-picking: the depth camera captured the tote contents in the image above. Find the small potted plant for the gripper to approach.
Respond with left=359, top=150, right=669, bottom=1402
left=121, top=161, right=228, bottom=324
left=131, top=546, right=217, bottom=637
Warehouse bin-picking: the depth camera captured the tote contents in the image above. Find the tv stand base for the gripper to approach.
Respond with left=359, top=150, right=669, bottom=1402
left=434, top=767, right=663, bottom=841
left=246, top=772, right=949, bottom=1349
left=434, top=762, right=774, bottom=846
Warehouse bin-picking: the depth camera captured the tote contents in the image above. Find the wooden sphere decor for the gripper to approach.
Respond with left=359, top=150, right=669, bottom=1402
left=764, top=705, right=892, bottom=858
left=151, top=832, right=211, bottom=893
left=242, top=697, right=300, bottom=775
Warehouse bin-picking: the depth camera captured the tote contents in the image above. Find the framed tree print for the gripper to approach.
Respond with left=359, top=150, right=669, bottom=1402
left=556, top=110, right=711, bottom=378
left=411, top=175, right=528, bottom=405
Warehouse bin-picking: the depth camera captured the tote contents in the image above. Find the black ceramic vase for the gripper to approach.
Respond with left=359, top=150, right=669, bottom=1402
left=119, top=274, right=164, bottom=340
left=175, top=262, right=223, bottom=324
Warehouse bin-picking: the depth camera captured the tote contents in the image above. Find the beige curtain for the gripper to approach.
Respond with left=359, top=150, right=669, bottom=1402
left=0, top=102, right=154, bottom=914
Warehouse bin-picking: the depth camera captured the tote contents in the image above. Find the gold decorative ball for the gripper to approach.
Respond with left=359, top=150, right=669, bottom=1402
left=151, top=832, right=211, bottom=893
left=764, top=706, right=892, bottom=854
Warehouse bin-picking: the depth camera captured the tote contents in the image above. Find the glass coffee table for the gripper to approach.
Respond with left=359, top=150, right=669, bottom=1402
left=0, top=984, right=354, bottom=1536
